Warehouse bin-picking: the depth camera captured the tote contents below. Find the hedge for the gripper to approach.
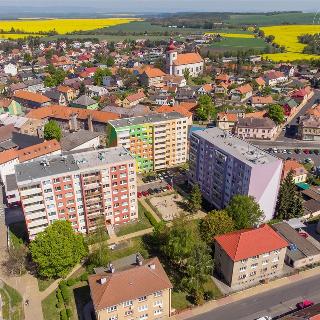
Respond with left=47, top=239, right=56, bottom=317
left=144, top=210, right=159, bottom=227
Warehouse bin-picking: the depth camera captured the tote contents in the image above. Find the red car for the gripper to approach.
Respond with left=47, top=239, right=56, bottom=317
left=142, top=191, right=149, bottom=197
left=166, top=184, right=173, bottom=190
left=299, top=232, right=308, bottom=239
left=297, top=300, right=314, bottom=310
left=137, top=192, right=142, bottom=198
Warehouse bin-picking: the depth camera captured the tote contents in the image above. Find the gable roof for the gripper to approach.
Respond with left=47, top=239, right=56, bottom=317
left=173, top=53, right=203, bottom=66
left=0, top=149, right=19, bottom=165
left=13, top=90, right=51, bottom=104
left=26, top=105, right=120, bottom=123
left=235, top=83, right=253, bottom=94
left=215, top=224, right=288, bottom=261
left=124, top=91, right=146, bottom=103
left=282, top=160, right=307, bottom=178
left=143, top=67, right=166, bottom=78
left=217, top=112, right=237, bottom=122
left=251, top=95, right=273, bottom=105
left=88, top=257, right=172, bottom=311
left=156, top=105, right=192, bottom=118
left=72, top=95, right=97, bottom=106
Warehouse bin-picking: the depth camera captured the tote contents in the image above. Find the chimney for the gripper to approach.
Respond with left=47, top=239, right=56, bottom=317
left=109, top=263, right=115, bottom=273
left=100, top=278, right=107, bottom=285
left=136, top=254, right=142, bottom=266
left=87, top=113, right=93, bottom=132
left=70, top=113, right=78, bottom=132
left=149, top=264, right=156, bottom=270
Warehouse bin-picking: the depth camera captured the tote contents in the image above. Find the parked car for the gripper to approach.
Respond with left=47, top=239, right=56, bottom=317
left=256, top=317, right=272, bottom=320
left=137, top=192, right=143, bottom=198
left=142, top=191, right=149, bottom=197
left=297, top=300, right=314, bottom=310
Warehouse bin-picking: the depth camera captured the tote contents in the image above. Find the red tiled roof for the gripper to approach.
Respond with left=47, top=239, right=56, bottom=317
left=156, top=105, right=192, bottom=118
left=143, top=67, right=165, bottom=78
left=216, top=73, right=229, bottom=82
left=88, top=257, right=172, bottom=311
left=125, top=91, right=146, bottom=103
left=217, top=112, right=237, bottom=122
left=0, top=149, right=19, bottom=165
left=214, top=224, right=288, bottom=261
left=173, top=53, right=203, bottom=66
left=282, top=160, right=307, bottom=179
left=13, top=91, right=51, bottom=104
left=255, top=77, right=266, bottom=86
left=26, top=105, right=120, bottom=123
left=235, top=84, right=252, bottom=94
left=251, top=95, right=273, bottom=105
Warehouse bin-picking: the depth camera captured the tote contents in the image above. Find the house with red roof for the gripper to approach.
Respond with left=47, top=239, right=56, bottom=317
left=230, top=84, right=253, bottom=102
left=140, top=66, right=166, bottom=88
left=290, top=86, right=314, bottom=104
left=214, top=224, right=288, bottom=288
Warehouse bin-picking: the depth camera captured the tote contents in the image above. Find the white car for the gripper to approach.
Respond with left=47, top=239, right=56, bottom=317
left=256, top=317, right=272, bottom=320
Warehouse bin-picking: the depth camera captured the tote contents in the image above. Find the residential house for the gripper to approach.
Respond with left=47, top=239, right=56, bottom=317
left=215, top=73, right=230, bottom=84
left=0, top=99, right=23, bottom=115
left=197, top=83, right=213, bottom=95
left=281, top=160, right=308, bottom=184
left=156, top=104, right=193, bottom=126
left=298, top=115, right=320, bottom=141
left=71, top=95, right=99, bottom=110
left=290, top=86, right=314, bottom=104
left=88, top=256, right=172, bottom=320
left=279, top=64, right=295, bottom=77
left=86, top=85, right=109, bottom=98
left=214, top=82, right=229, bottom=96
left=251, top=95, right=273, bottom=109
left=254, top=77, right=266, bottom=90
left=214, top=224, right=288, bottom=288
left=235, top=117, right=277, bottom=140
left=60, top=130, right=101, bottom=151
left=24, top=79, right=44, bottom=93
left=231, top=84, right=253, bottom=102
left=122, top=91, right=146, bottom=108
left=4, top=63, right=17, bottom=76
left=149, top=94, right=174, bottom=106
left=163, top=74, right=186, bottom=87
left=264, top=71, right=288, bottom=86
left=140, top=67, right=166, bottom=87
left=57, top=85, right=77, bottom=102
left=281, top=97, right=299, bottom=118
left=216, top=112, right=238, bottom=132
left=13, top=90, right=51, bottom=109
left=44, top=90, right=67, bottom=105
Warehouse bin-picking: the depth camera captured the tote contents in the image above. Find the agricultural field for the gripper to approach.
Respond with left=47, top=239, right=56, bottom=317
left=208, top=37, right=268, bottom=51
left=0, top=33, right=45, bottom=39
left=0, top=18, right=140, bottom=36
left=261, top=25, right=320, bottom=61
left=205, top=32, right=255, bottom=38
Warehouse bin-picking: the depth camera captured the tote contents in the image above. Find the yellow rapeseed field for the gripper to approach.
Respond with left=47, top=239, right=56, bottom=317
left=261, top=25, right=320, bottom=62
left=0, top=18, right=140, bottom=35
left=206, top=32, right=255, bottom=39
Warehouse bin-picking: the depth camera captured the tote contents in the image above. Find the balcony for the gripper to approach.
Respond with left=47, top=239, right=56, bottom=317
left=22, top=195, right=43, bottom=205
left=20, top=188, right=42, bottom=197
left=28, top=219, right=48, bottom=229
left=24, top=203, right=45, bottom=212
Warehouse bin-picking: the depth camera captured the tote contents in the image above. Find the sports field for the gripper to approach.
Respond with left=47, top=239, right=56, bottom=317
left=261, top=25, right=320, bottom=61
left=0, top=18, right=140, bottom=35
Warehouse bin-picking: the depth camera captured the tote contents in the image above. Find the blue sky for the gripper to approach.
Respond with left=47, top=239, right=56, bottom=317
left=0, top=0, right=319, bottom=12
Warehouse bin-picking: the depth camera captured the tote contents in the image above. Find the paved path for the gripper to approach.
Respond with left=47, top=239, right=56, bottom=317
left=173, top=266, right=320, bottom=320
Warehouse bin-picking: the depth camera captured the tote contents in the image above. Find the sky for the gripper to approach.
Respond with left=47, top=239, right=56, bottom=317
left=0, top=0, right=319, bottom=13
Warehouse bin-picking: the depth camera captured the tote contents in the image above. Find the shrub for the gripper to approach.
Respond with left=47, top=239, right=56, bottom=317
left=144, top=209, right=158, bottom=227
left=66, top=308, right=72, bottom=318
left=60, top=309, right=68, bottom=320
left=56, top=289, right=63, bottom=304
left=61, top=286, right=71, bottom=304
left=204, top=290, right=215, bottom=301
left=79, top=272, right=88, bottom=282
left=66, top=278, right=77, bottom=286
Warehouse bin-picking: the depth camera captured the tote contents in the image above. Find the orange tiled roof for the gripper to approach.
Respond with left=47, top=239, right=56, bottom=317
left=251, top=96, right=273, bottom=105
left=214, top=224, right=288, bottom=261
left=18, top=139, right=61, bottom=162
left=236, top=84, right=252, bottom=94
left=217, top=112, right=237, bottom=122
left=125, top=91, right=146, bottom=103
left=255, top=77, right=266, bottom=86
left=177, top=102, right=197, bottom=111
left=13, top=90, right=51, bottom=104
left=143, top=67, right=165, bottom=78
left=57, top=85, right=73, bottom=93
left=26, top=105, right=120, bottom=123
left=0, top=149, right=19, bottom=165
left=156, top=105, right=192, bottom=118
left=282, top=160, right=307, bottom=178
left=245, top=110, right=266, bottom=119
left=307, top=104, right=320, bottom=117
left=173, top=53, right=203, bottom=66
left=216, top=73, right=229, bottom=82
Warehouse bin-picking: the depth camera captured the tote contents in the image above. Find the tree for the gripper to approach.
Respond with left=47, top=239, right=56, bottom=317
left=30, top=221, right=88, bottom=278
left=44, top=65, right=66, bottom=87
left=188, top=184, right=202, bottom=213
left=195, top=95, right=216, bottom=121
left=181, top=241, right=213, bottom=305
left=275, top=171, right=304, bottom=220
left=79, top=82, right=86, bottom=96
left=226, top=195, right=264, bottom=230
left=199, top=210, right=235, bottom=244
left=44, top=120, right=62, bottom=141
left=3, top=245, right=27, bottom=276
left=268, top=104, right=285, bottom=125
left=93, top=68, right=112, bottom=86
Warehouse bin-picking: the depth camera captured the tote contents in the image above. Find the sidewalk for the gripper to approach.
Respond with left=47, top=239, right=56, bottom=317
left=172, top=265, right=320, bottom=320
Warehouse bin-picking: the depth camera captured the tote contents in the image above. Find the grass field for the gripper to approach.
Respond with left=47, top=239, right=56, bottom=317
left=261, top=25, right=320, bottom=61
left=0, top=18, right=140, bottom=35
left=206, top=32, right=255, bottom=38
left=209, top=37, right=268, bottom=50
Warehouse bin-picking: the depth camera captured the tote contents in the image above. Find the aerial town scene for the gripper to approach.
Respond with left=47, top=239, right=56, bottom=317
left=0, top=0, right=320, bottom=319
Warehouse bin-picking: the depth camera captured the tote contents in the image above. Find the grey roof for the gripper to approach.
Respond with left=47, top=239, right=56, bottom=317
left=60, top=130, right=100, bottom=151
left=101, top=104, right=153, bottom=118
left=5, top=174, right=18, bottom=192
left=303, top=199, right=320, bottom=214
left=15, top=147, right=133, bottom=184
left=108, top=111, right=185, bottom=129
left=44, top=90, right=62, bottom=101
left=272, top=222, right=320, bottom=261
left=192, top=127, right=280, bottom=166
left=72, top=95, right=97, bottom=106
left=237, top=117, right=276, bottom=129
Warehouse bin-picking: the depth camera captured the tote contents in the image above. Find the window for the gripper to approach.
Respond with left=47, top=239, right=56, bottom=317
left=251, top=263, right=258, bottom=269
left=240, top=259, right=247, bottom=264
left=263, top=253, right=270, bottom=258
left=124, top=310, right=133, bottom=316
left=154, top=300, right=162, bottom=307
left=108, top=316, right=118, bottom=320
left=138, top=305, right=148, bottom=312
left=138, top=296, right=147, bottom=302
left=239, top=266, right=246, bottom=272
left=249, top=271, right=256, bottom=276
left=239, top=274, right=246, bottom=280
left=139, top=314, right=148, bottom=320
left=154, top=310, right=162, bottom=315
left=107, top=305, right=117, bottom=313
left=272, top=257, right=279, bottom=263
left=123, top=300, right=133, bottom=307
left=154, top=291, right=162, bottom=298
left=57, top=194, right=63, bottom=199
left=262, top=260, right=269, bottom=266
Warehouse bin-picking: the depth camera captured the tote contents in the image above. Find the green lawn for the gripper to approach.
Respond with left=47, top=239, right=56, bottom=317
left=42, top=290, right=59, bottom=320
left=37, top=278, right=56, bottom=292
left=115, top=203, right=152, bottom=237
left=209, top=37, right=268, bottom=50
left=172, top=291, right=192, bottom=311
left=0, top=283, right=24, bottom=320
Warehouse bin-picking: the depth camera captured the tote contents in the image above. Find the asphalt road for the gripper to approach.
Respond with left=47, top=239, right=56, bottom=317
left=189, top=274, right=320, bottom=320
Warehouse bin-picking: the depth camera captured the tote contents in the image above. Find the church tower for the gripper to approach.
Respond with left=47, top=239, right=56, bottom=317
left=165, top=38, right=177, bottom=75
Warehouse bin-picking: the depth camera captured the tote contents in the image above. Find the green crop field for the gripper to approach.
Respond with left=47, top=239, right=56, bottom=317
left=208, top=37, right=268, bottom=50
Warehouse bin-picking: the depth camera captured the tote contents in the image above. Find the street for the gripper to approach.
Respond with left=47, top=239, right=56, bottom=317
left=189, top=274, right=320, bottom=320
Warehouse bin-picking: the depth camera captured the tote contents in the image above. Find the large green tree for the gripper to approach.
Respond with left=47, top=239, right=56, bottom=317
left=44, top=120, right=62, bottom=141
left=30, top=221, right=88, bottom=278
left=44, top=64, right=66, bottom=87
left=93, top=67, right=112, bottom=86
left=199, top=210, right=235, bottom=244
left=226, top=195, right=264, bottom=230
left=188, top=184, right=202, bottom=213
left=268, top=104, right=285, bottom=125
left=195, top=94, right=216, bottom=121
left=275, top=171, right=304, bottom=220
